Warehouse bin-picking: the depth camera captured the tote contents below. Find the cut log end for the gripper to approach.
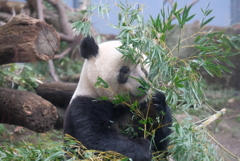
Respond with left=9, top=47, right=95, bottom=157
left=0, top=14, right=60, bottom=65
left=35, top=22, right=60, bottom=60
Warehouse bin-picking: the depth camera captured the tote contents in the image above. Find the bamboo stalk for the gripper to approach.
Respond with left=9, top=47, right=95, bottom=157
left=198, top=108, right=226, bottom=128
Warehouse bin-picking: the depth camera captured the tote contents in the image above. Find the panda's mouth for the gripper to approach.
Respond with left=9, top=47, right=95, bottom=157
left=135, top=86, right=149, bottom=97
left=129, top=90, right=148, bottom=102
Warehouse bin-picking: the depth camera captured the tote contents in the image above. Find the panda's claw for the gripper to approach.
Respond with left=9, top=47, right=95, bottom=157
left=152, top=91, right=166, bottom=106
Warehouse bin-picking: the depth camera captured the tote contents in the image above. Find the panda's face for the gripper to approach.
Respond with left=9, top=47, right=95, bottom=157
left=72, top=38, right=149, bottom=103
left=114, top=62, right=148, bottom=103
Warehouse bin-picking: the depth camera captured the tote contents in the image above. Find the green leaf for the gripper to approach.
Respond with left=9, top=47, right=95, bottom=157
left=218, top=64, right=231, bottom=73
left=176, top=83, right=185, bottom=88
left=200, top=16, right=215, bottom=28
left=97, top=96, right=109, bottom=101
left=195, top=45, right=218, bottom=51
left=206, top=9, right=213, bottom=16
left=175, top=8, right=183, bottom=15
left=168, top=24, right=175, bottom=31
left=95, top=77, right=109, bottom=88
left=139, top=119, right=147, bottom=124
left=186, top=14, right=195, bottom=22
left=172, top=2, right=178, bottom=12
left=121, top=158, right=130, bottom=161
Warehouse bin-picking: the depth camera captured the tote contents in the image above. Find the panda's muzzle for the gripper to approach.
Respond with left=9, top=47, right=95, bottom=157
left=134, top=86, right=148, bottom=98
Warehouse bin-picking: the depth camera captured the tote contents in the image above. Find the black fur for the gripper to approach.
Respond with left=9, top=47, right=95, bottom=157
left=80, top=36, right=99, bottom=59
left=151, top=92, right=172, bottom=152
left=63, top=92, right=172, bottom=161
left=118, top=66, right=130, bottom=84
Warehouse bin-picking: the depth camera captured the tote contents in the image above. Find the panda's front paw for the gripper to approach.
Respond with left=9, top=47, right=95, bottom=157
left=152, top=91, right=167, bottom=112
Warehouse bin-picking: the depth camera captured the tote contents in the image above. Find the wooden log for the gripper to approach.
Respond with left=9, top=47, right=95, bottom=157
left=35, top=82, right=77, bottom=129
left=60, top=74, right=80, bottom=83
left=0, top=87, right=58, bottom=133
left=35, top=82, right=77, bottom=108
left=0, top=14, right=60, bottom=65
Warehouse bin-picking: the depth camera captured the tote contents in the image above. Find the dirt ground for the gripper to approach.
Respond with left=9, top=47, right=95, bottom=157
left=210, top=98, right=240, bottom=161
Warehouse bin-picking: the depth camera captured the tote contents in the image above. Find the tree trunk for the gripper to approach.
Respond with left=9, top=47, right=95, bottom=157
left=0, top=14, right=60, bottom=65
left=0, top=87, right=58, bottom=133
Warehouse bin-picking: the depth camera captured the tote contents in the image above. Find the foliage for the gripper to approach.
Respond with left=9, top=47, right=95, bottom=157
left=0, top=129, right=128, bottom=161
left=0, top=64, right=39, bottom=92
left=168, top=118, right=221, bottom=161
left=54, top=57, right=83, bottom=77
left=0, top=142, right=64, bottom=161
left=72, top=1, right=240, bottom=160
left=0, top=129, right=64, bottom=161
left=63, top=134, right=128, bottom=161
left=0, top=125, right=6, bottom=135
left=236, top=114, right=240, bottom=122
left=115, top=2, right=239, bottom=110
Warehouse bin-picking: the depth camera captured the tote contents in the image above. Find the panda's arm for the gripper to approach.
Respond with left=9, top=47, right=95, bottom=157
left=146, top=92, right=172, bottom=152
left=64, top=96, right=152, bottom=161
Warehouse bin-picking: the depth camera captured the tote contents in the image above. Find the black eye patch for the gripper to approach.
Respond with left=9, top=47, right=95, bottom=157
left=118, top=66, right=130, bottom=84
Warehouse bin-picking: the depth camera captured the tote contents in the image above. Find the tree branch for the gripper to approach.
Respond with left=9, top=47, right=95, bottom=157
left=36, top=0, right=44, bottom=21
left=58, top=32, right=75, bottom=42
left=48, top=60, right=60, bottom=82
left=46, top=0, right=73, bottom=38
left=54, top=47, right=71, bottom=59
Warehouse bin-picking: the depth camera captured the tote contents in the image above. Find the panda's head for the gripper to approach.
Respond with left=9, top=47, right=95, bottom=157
left=72, top=36, right=149, bottom=103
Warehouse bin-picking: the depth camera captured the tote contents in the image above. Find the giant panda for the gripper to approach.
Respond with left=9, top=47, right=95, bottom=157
left=63, top=36, right=172, bottom=161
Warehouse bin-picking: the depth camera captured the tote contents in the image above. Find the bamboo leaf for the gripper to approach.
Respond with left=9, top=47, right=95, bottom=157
left=186, top=14, right=195, bottom=22
left=200, top=16, right=215, bottom=28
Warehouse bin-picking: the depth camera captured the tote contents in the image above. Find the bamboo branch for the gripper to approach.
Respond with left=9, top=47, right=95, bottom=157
left=167, top=0, right=200, bottom=21
left=198, top=109, right=226, bottom=128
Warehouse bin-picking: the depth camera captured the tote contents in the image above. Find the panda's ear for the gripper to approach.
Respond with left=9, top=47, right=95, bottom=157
left=80, top=36, right=99, bottom=59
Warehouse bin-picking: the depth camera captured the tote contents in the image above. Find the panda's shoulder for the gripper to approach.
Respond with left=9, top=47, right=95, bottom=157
left=70, top=96, right=93, bottom=107
left=69, top=96, right=113, bottom=109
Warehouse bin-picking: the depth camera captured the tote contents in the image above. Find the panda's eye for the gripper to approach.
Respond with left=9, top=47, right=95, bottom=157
left=118, top=66, right=130, bottom=84
left=120, top=66, right=130, bottom=75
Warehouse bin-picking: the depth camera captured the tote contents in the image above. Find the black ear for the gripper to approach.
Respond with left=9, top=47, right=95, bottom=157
left=80, top=36, right=99, bottom=59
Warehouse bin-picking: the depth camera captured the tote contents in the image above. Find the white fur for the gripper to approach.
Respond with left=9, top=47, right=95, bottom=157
left=71, top=40, right=148, bottom=103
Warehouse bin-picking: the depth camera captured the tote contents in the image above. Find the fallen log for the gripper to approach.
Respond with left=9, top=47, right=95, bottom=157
left=0, top=87, right=58, bottom=133
left=35, top=82, right=77, bottom=108
left=0, top=14, right=60, bottom=65
left=60, top=74, right=80, bottom=83
left=35, top=82, right=77, bottom=129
